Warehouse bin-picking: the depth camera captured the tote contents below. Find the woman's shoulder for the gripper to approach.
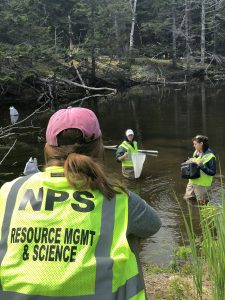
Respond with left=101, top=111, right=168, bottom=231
left=127, top=191, right=157, bottom=215
left=0, top=172, right=45, bottom=192
left=206, top=148, right=216, bottom=157
left=0, top=176, right=22, bottom=193
left=127, top=190, right=161, bottom=237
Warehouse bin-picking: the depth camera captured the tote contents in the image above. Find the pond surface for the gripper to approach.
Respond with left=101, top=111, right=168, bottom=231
left=1, top=83, right=225, bottom=265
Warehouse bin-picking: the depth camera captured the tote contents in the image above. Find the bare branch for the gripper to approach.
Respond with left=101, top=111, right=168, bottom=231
left=0, top=139, right=17, bottom=165
left=63, top=92, right=115, bottom=108
left=55, top=77, right=117, bottom=94
left=70, top=63, right=89, bottom=94
left=1, top=100, right=50, bottom=132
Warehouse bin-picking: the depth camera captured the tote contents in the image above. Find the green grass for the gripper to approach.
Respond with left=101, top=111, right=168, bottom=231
left=178, top=160, right=225, bottom=299
left=200, top=203, right=225, bottom=300
left=142, top=263, right=172, bottom=275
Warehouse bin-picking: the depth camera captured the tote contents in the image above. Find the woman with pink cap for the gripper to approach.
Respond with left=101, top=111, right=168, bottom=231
left=0, top=107, right=161, bottom=299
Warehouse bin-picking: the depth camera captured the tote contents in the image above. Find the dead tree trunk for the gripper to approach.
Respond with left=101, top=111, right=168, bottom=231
left=129, top=0, right=138, bottom=50
left=54, top=26, right=57, bottom=49
left=172, top=0, right=177, bottom=68
left=54, top=26, right=59, bottom=53
left=114, top=14, right=120, bottom=57
left=213, top=0, right=219, bottom=55
left=90, top=2, right=96, bottom=84
left=68, top=15, right=74, bottom=57
left=185, top=0, right=191, bottom=73
left=201, top=0, right=206, bottom=68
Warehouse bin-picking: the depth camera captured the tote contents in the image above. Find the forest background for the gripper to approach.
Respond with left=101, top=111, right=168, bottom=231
left=1, top=0, right=225, bottom=103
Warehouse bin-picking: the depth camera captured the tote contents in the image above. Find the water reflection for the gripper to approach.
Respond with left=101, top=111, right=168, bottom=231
left=201, top=83, right=207, bottom=134
left=98, top=83, right=225, bottom=265
left=1, top=83, right=225, bottom=265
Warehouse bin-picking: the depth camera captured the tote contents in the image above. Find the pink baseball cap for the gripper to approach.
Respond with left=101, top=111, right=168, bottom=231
left=46, top=107, right=102, bottom=146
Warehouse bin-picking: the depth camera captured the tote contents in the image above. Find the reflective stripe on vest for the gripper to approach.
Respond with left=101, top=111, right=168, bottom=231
left=0, top=175, right=33, bottom=289
left=0, top=169, right=145, bottom=299
left=119, top=141, right=138, bottom=167
left=0, top=287, right=146, bottom=300
left=189, top=151, right=216, bottom=187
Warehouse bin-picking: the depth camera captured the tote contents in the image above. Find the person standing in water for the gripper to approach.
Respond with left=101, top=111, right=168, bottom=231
left=0, top=107, right=161, bottom=299
left=183, top=135, right=216, bottom=205
left=116, top=129, right=138, bottom=179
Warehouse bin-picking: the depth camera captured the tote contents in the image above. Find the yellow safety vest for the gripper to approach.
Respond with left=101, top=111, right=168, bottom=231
left=0, top=166, right=145, bottom=299
left=189, top=150, right=216, bottom=187
left=119, top=141, right=138, bottom=167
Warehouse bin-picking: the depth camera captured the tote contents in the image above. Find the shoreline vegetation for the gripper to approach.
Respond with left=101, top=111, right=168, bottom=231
left=1, top=56, right=225, bottom=105
left=144, top=197, right=225, bottom=300
left=142, top=242, right=212, bottom=299
left=143, top=262, right=212, bottom=300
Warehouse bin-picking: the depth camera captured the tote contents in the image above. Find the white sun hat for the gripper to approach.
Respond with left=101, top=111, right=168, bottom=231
left=125, top=129, right=134, bottom=137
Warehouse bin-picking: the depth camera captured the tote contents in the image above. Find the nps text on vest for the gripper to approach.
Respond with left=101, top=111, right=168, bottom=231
left=9, top=189, right=98, bottom=262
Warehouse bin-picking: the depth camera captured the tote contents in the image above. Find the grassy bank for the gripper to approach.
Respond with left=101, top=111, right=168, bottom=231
left=1, top=55, right=225, bottom=102
left=143, top=258, right=212, bottom=299
left=95, top=56, right=225, bottom=86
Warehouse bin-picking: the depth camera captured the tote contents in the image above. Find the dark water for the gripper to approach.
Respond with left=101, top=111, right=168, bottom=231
left=1, top=83, right=225, bottom=265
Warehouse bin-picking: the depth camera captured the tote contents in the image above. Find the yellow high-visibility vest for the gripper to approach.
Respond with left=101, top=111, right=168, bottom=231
left=0, top=166, right=146, bottom=299
left=189, top=150, right=216, bottom=187
left=119, top=141, right=138, bottom=167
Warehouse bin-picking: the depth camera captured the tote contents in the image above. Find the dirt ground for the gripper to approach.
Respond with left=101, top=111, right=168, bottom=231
left=144, top=272, right=212, bottom=300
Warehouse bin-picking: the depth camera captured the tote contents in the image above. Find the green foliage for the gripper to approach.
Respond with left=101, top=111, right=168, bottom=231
left=179, top=162, right=225, bottom=300
left=166, top=276, right=192, bottom=300
left=200, top=203, right=225, bottom=300
left=169, top=246, right=192, bottom=273
left=176, top=198, right=204, bottom=299
left=176, top=246, right=192, bottom=260
left=0, top=0, right=225, bottom=88
left=0, top=73, right=16, bottom=83
left=143, top=263, right=171, bottom=275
